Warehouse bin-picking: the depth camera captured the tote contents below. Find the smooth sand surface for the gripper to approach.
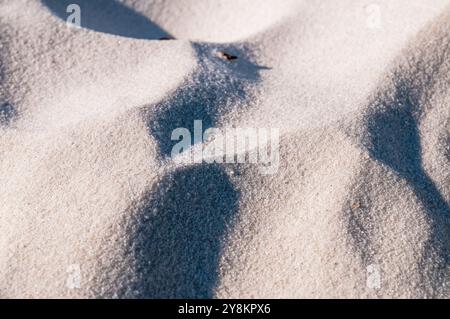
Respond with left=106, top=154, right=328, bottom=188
left=0, top=0, right=449, bottom=298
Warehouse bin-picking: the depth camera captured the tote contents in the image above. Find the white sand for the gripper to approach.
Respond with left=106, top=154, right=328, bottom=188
left=0, top=0, right=449, bottom=298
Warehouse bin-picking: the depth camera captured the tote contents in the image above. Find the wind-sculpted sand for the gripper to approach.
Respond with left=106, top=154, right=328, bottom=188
left=0, top=0, right=448, bottom=298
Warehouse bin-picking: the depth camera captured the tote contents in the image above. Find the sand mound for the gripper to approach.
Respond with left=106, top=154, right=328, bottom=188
left=119, top=0, right=300, bottom=42
left=0, top=0, right=449, bottom=298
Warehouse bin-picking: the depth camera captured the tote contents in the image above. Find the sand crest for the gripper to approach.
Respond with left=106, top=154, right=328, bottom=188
left=0, top=0, right=449, bottom=298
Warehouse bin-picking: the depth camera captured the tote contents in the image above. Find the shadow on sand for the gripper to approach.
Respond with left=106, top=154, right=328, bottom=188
left=367, top=79, right=450, bottom=293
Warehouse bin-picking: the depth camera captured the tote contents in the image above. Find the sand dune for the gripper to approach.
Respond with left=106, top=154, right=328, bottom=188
left=0, top=0, right=449, bottom=298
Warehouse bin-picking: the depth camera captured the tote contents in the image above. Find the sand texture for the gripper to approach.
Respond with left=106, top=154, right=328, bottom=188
left=0, top=0, right=449, bottom=298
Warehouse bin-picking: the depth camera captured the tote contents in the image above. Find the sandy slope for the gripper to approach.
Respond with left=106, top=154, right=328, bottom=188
left=0, top=0, right=449, bottom=298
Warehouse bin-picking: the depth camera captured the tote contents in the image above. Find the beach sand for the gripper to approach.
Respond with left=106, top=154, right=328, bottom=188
left=0, top=0, right=449, bottom=298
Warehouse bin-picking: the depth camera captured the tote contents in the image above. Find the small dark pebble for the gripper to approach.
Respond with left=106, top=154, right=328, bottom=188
left=218, top=51, right=238, bottom=61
